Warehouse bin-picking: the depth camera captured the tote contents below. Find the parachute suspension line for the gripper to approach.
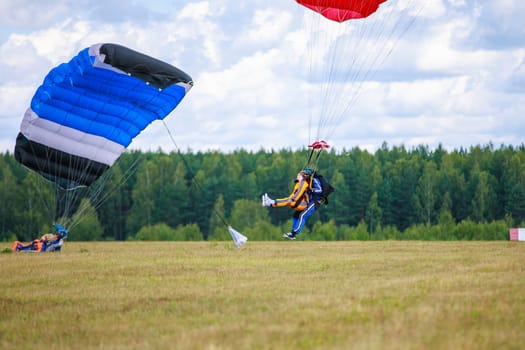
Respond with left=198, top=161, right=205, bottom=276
left=305, top=13, right=346, bottom=145
left=305, top=12, right=318, bottom=145
left=65, top=156, right=144, bottom=231
left=305, top=140, right=330, bottom=176
left=324, top=0, right=424, bottom=140
left=301, top=0, right=427, bottom=144
left=160, top=120, right=229, bottom=229
left=303, top=7, right=376, bottom=145
left=314, top=22, right=342, bottom=143
left=315, top=8, right=390, bottom=141
left=50, top=152, right=104, bottom=229
left=161, top=120, right=247, bottom=247
left=305, top=145, right=321, bottom=169
left=305, top=149, right=322, bottom=172
left=305, top=11, right=334, bottom=145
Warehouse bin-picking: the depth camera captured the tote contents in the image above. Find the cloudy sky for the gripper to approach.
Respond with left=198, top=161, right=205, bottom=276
left=1, top=0, right=524, bottom=155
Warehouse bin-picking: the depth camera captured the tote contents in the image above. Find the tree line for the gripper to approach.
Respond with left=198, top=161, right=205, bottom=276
left=1, top=142, right=524, bottom=242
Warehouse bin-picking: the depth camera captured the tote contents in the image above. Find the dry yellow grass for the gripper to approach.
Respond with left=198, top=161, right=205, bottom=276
left=1, top=241, right=524, bottom=349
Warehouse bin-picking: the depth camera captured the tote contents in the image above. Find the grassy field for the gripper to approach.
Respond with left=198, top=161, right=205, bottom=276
left=1, top=241, right=524, bottom=349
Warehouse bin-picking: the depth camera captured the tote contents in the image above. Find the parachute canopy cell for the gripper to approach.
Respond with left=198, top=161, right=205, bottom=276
left=296, top=0, right=387, bottom=22
left=15, top=43, right=193, bottom=189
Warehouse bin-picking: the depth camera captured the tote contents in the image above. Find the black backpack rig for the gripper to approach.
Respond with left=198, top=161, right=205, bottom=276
left=311, top=172, right=334, bottom=205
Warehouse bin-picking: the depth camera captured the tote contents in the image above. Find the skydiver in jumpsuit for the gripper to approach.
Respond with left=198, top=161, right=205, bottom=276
left=262, top=168, right=322, bottom=240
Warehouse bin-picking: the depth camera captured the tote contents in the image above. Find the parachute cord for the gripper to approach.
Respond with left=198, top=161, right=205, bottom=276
left=65, top=155, right=143, bottom=231
left=161, top=120, right=230, bottom=229
left=324, top=0, right=425, bottom=141
left=305, top=147, right=324, bottom=177
left=300, top=0, right=427, bottom=145
left=306, top=147, right=316, bottom=167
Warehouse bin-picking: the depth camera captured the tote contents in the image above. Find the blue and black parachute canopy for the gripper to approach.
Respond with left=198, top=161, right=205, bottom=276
left=15, top=43, right=193, bottom=189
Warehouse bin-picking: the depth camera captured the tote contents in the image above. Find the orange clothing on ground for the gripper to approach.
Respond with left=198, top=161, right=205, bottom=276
left=11, top=239, right=42, bottom=252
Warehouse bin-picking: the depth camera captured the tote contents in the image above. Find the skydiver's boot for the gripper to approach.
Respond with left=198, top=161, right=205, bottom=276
left=262, top=193, right=274, bottom=207
left=262, top=193, right=271, bottom=206
left=283, top=232, right=296, bottom=240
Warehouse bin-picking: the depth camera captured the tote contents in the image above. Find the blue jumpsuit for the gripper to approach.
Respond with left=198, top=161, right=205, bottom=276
left=290, top=176, right=322, bottom=236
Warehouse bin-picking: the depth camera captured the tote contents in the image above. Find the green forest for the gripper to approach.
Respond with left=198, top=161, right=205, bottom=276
left=1, top=142, right=524, bottom=242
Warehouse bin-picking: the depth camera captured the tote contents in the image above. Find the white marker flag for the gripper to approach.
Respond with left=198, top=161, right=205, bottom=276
left=228, top=226, right=247, bottom=248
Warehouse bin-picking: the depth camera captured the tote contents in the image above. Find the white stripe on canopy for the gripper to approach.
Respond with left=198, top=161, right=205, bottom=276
left=20, top=108, right=125, bottom=166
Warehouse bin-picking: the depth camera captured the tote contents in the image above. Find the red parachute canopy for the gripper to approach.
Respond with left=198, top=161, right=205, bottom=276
left=296, top=0, right=387, bottom=22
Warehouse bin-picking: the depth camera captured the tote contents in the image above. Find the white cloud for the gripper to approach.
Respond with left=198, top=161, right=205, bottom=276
left=0, top=0, right=524, bottom=156
left=241, top=8, right=294, bottom=46
left=0, top=0, right=72, bottom=29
